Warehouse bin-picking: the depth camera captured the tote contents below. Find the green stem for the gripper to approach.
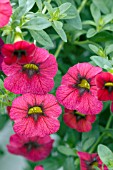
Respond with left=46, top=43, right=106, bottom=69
left=77, top=0, right=88, bottom=13
left=42, top=0, right=51, bottom=14
left=89, top=133, right=104, bottom=153
left=105, top=114, right=113, bottom=129
left=42, top=6, right=47, bottom=14
left=54, top=41, right=64, bottom=58
left=89, top=114, right=113, bottom=153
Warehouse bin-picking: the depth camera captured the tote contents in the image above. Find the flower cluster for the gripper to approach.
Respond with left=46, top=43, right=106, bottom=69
left=1, top=39, right=61, bottom=165
left=56, top=62, right=103, bottom=132
left=0, top=1, right=112, bottom=170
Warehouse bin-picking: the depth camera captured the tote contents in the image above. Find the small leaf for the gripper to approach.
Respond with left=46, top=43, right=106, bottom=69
left=30, top=30, right=54, bottom=48
left=103, top=13, right=113, bottom=25
left=44, top=2, right=53, bottom=16
left=59, top=2, right=71, bottom=15
left=22, top=17, right=51, bottom=30
left=105, top=44, right=113, bottom=55
left=53, top=21, right=63, bottom=29
left=57, top=145, right=76, bottom=156
left=12, top=6, right=27, bottom=20
left=90, top=55, right=112, bottom=68
left=35, top=0, right=42, bottom=11
left=19, top=0, right=35, bottom=13
left=90, top=3, right=101, bottom=24
left=98, top=144, right=113, bottom=168
left=89, top=44, right=100, bottom=54
left=87, top=28, right=97, bottom=38
left=83, top=137, right=96, bottom=151
left=93, top=0, right=110, bottom=14
left=64, top=5, right=82, bottom=30
left=63, top=157, right=75, bottom=170
left=52, top=22, right=67, bottom=42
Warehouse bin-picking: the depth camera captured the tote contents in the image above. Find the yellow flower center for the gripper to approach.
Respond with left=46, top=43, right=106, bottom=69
left=78, top=79, right=90, bottom=90
left=91, top=161, right=98, bottom=169
left=105, top=82, right=113, bottom=87
left=28, top=106, right=42, bottom=115
left=23, top=64, right=38, bottom=71
left=75, top=111, right=85, bottom=117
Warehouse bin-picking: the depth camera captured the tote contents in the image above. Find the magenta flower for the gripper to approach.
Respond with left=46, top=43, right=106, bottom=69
left=0, top=38, right=4, bottom=70
left=7, top=134, right=54, bottom=162
left=9, top=93, right=62, bottom=137
left=2, top=46, right=57, bottom=94
left=77, top=151, right=108, bottom=170
left=34, top=166, right=44, bottom=170
left=0, top=0, right=12, bottom=27
left=2, top=40, right=36, bottom=65
left=56, top=63, right=103, bottom=114
left=96, top=72, right=113, bottom=101
left=63, top=108, right=96, bottom=132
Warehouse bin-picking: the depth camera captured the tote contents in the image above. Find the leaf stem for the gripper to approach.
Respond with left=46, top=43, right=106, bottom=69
left=54, top=41, right=64, bottom=58
left=77, top=0, right=88, bottom=13
left=105, top=114, right=113, bottom=129
left=89, top=114, right=113, bottom=153
left=42, top=0, right=51, bottom=14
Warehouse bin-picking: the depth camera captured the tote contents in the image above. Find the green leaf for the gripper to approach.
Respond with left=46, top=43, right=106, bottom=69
left=59, top=2, right=71, bottom=15
left=53, top=21, right=63, bottom=29
left=103, top=13, right=113, bottom=25
left=87, top=28, right=97, bottom=38
left=12, top=6, right=27, bottom=20
left=105, top=44, right=113, bottom=55
left=22, top=17, right=51, bottom=30
left=90, top=3, right=101, bottom=24
left=30, top=30, right=54, bottom=48
left=64, top=6, right=82, bottom=30
left=39, top=156, right=65, bottom=170
left=19, top=0, right=35, bottom=13
left=103, top=24, right=113, bottom=32
left=0, top=115, right=9, bottom=130
left=89, top=44, right=100, bottom=54
left=98, top=144, right=113, bottom=168
left=52, top=22, right=67, bottom=42
left=93, top=0, right=110, bottom=14
left=57, top=145, right=76, bottom=156
left=44, top=2, right=53, bottom=16
left=90, top=55, right=112, bottom=68
left=35, top=0, right=42, bottom=11
left=90, top=31, right=113, bottom=42
left=83, top=137, right=96, bottom=151
left=104, top=129, right=113, bottom=138
left=63, top=157, right=75, bottom=170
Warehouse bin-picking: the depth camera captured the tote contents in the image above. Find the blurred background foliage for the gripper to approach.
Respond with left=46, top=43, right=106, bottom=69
left=0, top=0, right=113, bottom=169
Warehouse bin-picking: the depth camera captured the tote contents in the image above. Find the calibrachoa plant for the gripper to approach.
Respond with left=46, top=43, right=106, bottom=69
left=0, top=0, right=113, bottom=170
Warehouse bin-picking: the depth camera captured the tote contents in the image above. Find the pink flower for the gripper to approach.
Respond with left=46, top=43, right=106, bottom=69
left=96, top=72, right=113, bottom=101
left=34, top=166, right=44, bottom=170
left=7, top=134, right=54, bottom=162
left=0, top=0, right=12, bottom=27
left=56, top=63, right=103, bottom=115
left=77, top=151, right=108, bottom=170
left=9, top=93, right=62, bottom=137
left=2, top=46, right=57, bottom=94
left=0, top=38, right=4, bottom=70
left=2, top=40, right=36, bottom=65
left=63, top=108, right=96, bottom=132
